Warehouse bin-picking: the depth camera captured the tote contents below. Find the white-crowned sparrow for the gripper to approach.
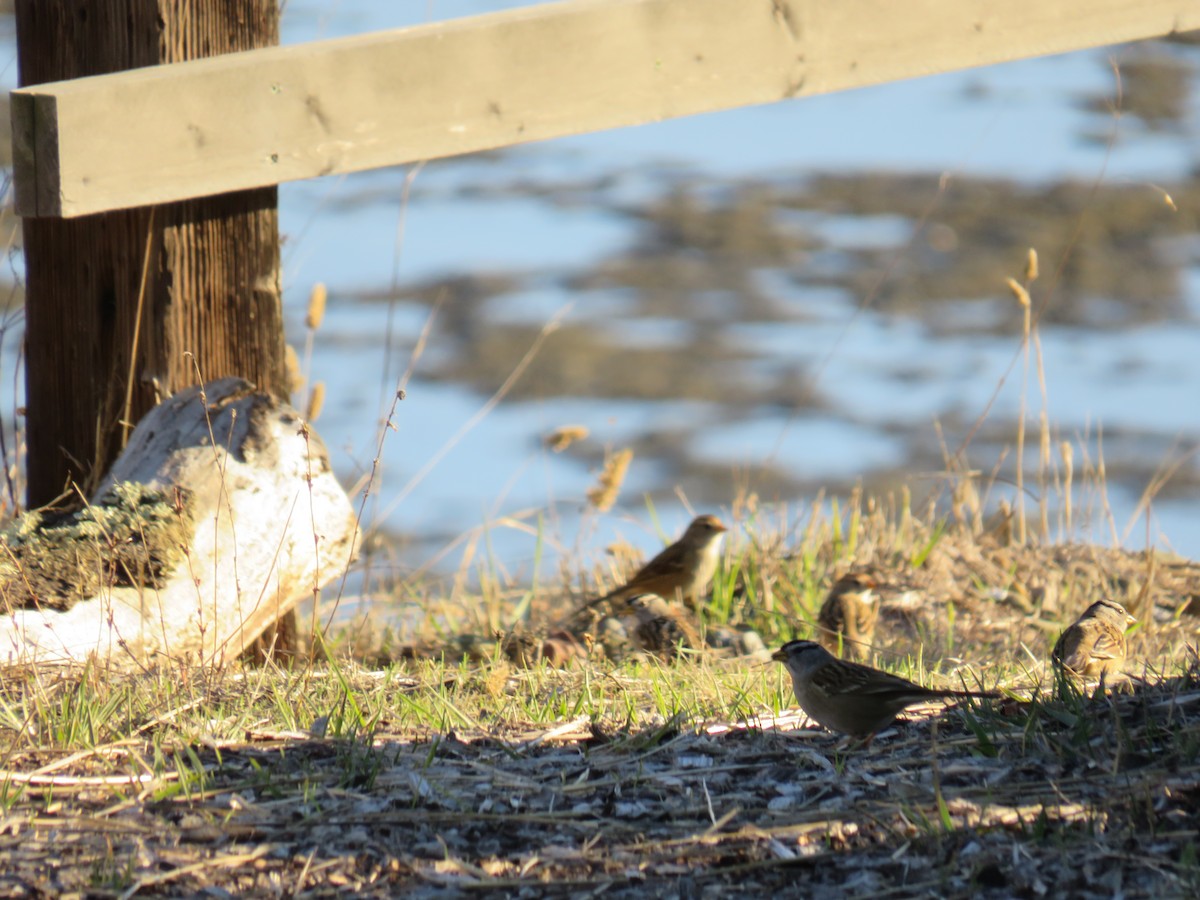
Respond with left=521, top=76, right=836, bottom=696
left=584, top=515, right=728, bottom=613
left=816, top=571, right=880, bottom=662
left=772, top=639, right=995, bottom=740
left=1051, top=598, right=1135, bottom=679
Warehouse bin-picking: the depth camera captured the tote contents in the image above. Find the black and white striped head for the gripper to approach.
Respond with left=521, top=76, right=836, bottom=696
left=771, top=639, right=836, bottom=676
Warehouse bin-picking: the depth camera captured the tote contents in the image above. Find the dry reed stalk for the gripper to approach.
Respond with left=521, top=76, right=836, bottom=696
left=319, top=293, right=439, bottom=638
left=380, top=303, right=568, bottom=521
left=544, top=425, right=589, bottom=453
left=1027, top=250, right=1051, bottom=544
left=1094, top=427, right=1119, bottom=545
left=1038, top=410, right=1050, bottom=541
left=284, top=344, right=303, bottom=394
left=1122, top=444, right=1200, bottom=548
left=730, top=485, right=759, bottom=524
left=1024, top=247, right=1039, bottom=282
left=301, top=283, right=327, bottom=403
left=1006, top=275, right=1033, bottom=545
left=1060, top=440, right=1074, bottom=536
left=587, top=448, right=632, bottom=512
left=306, top=381, right=326, bottom=422
left=305, top=282, right=327, bottom=331
left=121, top=207, right=158, bottom=449
left=898, top=484, right=912, bottom=547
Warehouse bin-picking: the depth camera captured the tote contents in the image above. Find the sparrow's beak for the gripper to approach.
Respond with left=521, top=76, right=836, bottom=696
left=770, top=648, right=788, bottom=662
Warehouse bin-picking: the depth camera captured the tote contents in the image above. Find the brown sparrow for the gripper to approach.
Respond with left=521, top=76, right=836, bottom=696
left=587, top=515, right=728, bottom=612
left=1051, top=598, right=1135, bottom=679
left=816, top=571, right=880, bottom=661
left=772, top=640, right=995, bottom=740
left=627, top=594, right=701, bottom=660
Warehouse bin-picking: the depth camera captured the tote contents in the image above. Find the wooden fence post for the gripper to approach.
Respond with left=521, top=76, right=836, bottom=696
left=15, top=0, right=297, bottom=658
left=14, top=0, right=287, bottom=506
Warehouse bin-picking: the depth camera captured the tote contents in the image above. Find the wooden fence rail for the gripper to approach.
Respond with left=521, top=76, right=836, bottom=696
left=14, top=0, right=1200, bottom=218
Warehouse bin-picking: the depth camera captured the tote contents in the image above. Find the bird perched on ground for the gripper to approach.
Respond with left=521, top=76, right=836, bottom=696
left=1051, top=598, right=1135, bottom=679
left=816, top=570, right=880, bottom=661
left=581, top=515, right=728, bottom=614
left=627, top=594, right=701, bottom=660
left=772, top=640, right=995, bottom=740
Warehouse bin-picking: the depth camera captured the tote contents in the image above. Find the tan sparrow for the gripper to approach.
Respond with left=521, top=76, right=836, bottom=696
left=816, top=571, right=880, bottom=661
left=500, top=628, right=589, bottom=667
left=772, top=640, right=995, bottom=740
left=627, top=594, right=701, bottom=660
left=584, top=515, right=728, bottom=613
left=1051, top=598, right=1135, bottom=679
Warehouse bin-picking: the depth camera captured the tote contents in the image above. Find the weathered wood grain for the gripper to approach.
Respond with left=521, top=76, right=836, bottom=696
left=14, top=0, right=1200, bottom=217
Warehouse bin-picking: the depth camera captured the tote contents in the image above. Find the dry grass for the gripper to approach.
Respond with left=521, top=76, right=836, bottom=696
left=0, top=655, right=1197, bottom=896
left=3, top=38, right=1198, bottom=898
left=1, top=494, right=1198, bottom=897
left=2, top=241, right=1197, bottom=896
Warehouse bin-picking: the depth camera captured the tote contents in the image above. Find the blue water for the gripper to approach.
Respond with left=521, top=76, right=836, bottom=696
left=9, top=3, right=1200, bottom=589
left=269, top=3, right=1200, bottom=580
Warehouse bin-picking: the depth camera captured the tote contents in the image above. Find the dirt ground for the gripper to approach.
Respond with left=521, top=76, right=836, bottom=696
left=3, top=529, right=1200, bottom=898
left=2, top=666, right=1198, bottom=899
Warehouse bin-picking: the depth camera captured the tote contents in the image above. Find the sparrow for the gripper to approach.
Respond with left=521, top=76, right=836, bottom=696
left=499, top=629, right=590, bottom=667
left=581, top=515, right=728, bottom=614
left=627, top=594, right=701, bottom=660
left=1051, top=598, right=1135, bottom=679
left=816, top=571, right=880, bottom=661
left=772, top=640, right=995, bottom=740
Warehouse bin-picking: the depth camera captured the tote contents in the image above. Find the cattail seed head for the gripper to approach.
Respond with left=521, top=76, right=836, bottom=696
left=306, top=283, right=328, bottom=330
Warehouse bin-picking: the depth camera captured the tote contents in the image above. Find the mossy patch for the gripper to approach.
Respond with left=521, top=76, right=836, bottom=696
left=0, top=483, right=192, bottom=612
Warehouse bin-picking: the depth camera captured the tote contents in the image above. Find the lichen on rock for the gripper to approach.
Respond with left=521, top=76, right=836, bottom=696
left=0, top=482, right=192, bottom=612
